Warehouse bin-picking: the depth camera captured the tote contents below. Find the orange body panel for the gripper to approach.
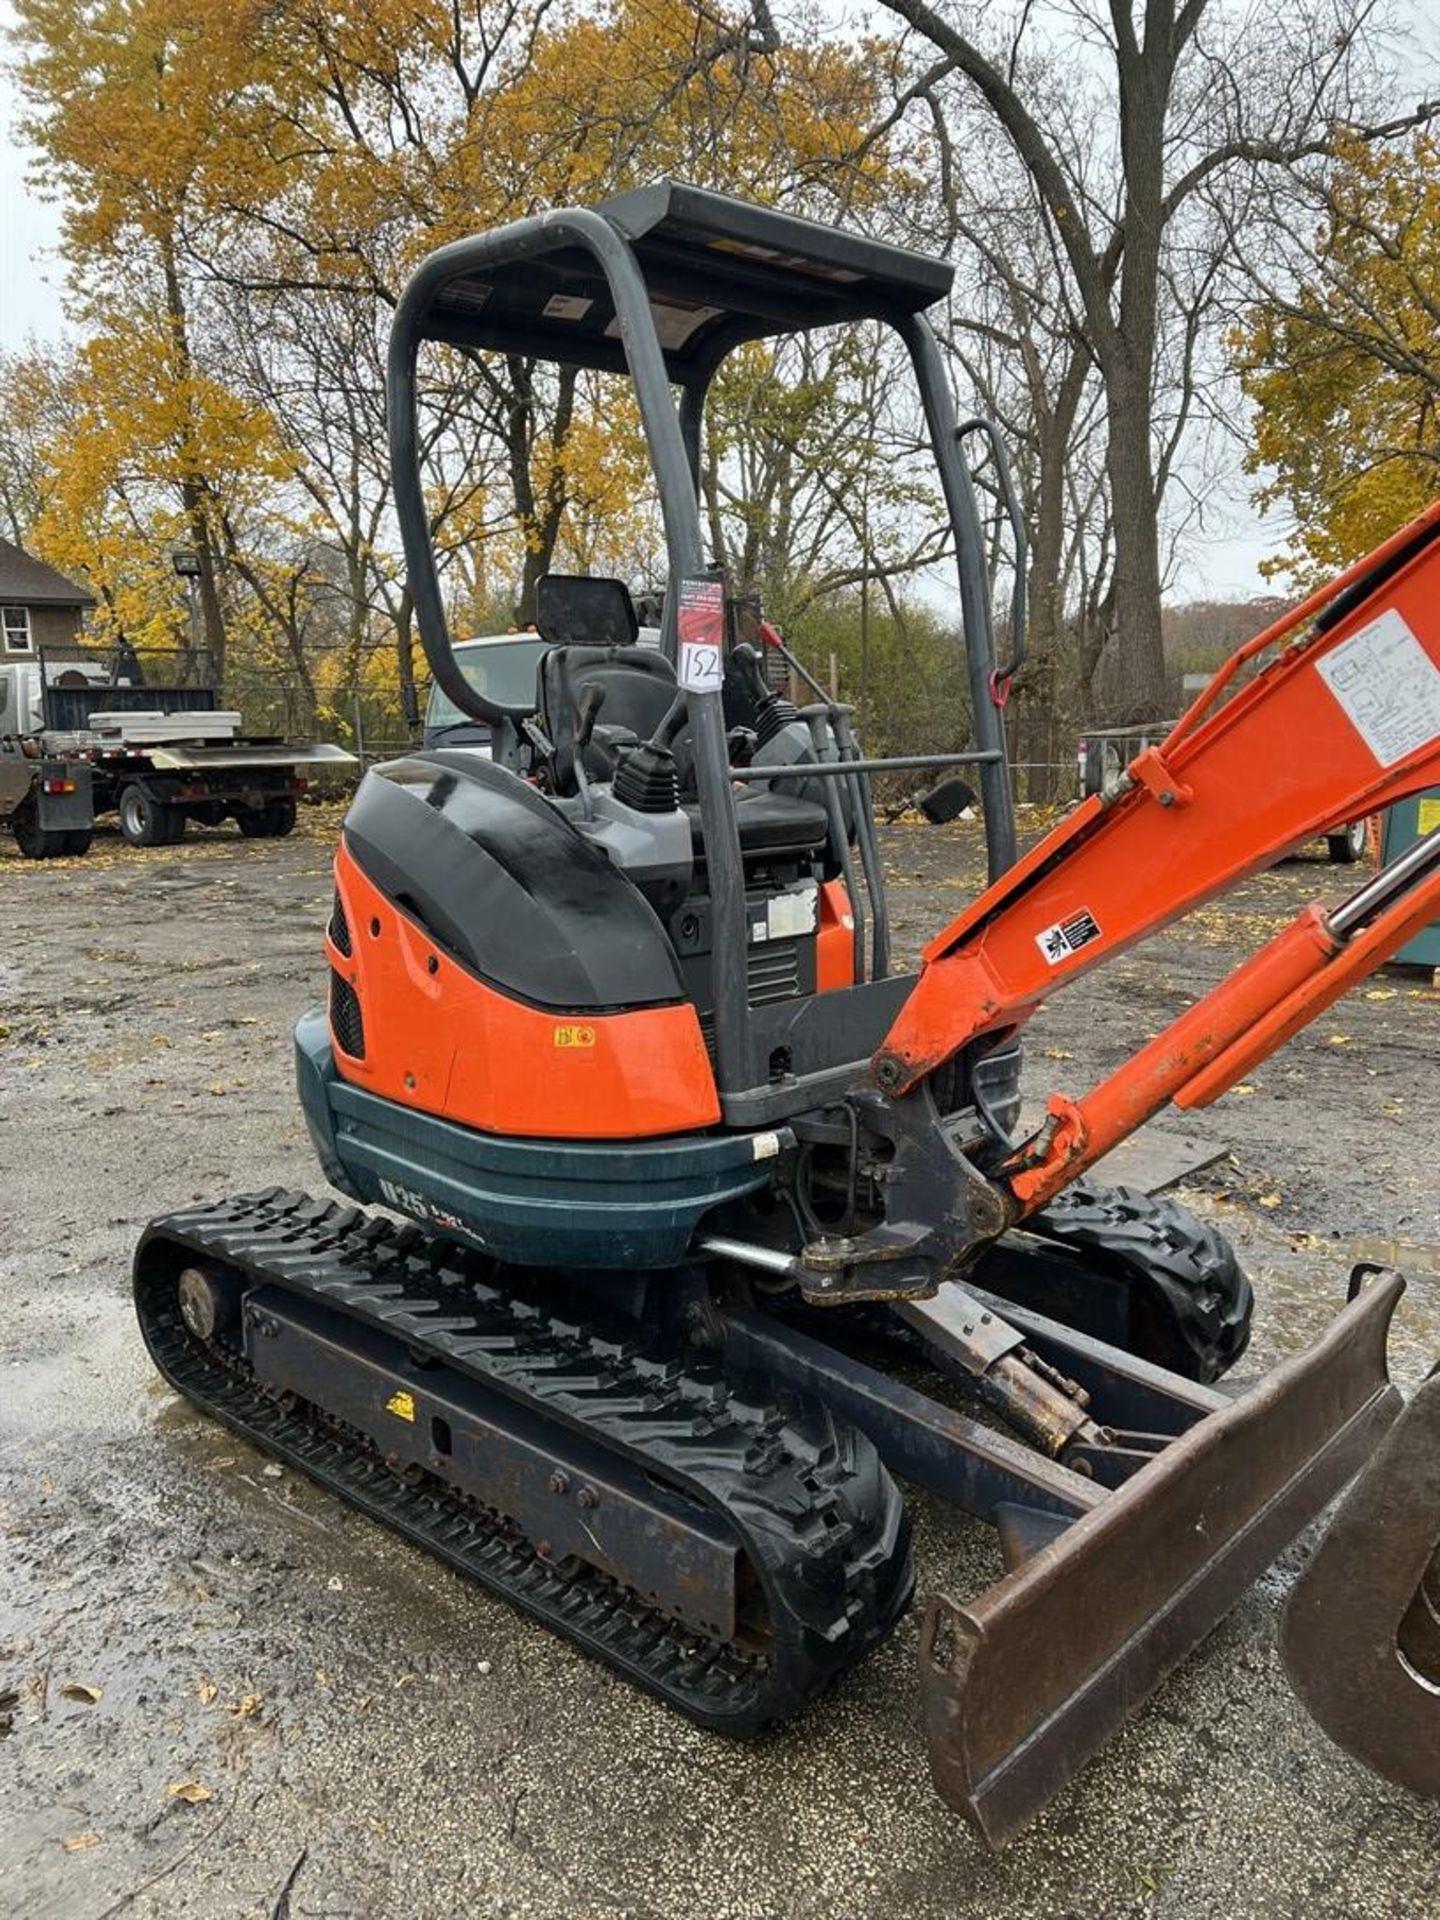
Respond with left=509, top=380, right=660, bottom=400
left=327, top=841, right=721, bottom=1140
left=816, top=878, right=857, bottom=992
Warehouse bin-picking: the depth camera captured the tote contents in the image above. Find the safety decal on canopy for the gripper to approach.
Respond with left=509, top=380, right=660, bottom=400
left=1315, top=608, right=1440, bottom=767
left=1036, top=907, right=1102, bottom=967
left=604, top=298, right=722, bottom=351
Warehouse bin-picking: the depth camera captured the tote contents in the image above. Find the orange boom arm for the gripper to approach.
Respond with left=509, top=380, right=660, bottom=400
left=874, top=502, right=1440, bottom=1213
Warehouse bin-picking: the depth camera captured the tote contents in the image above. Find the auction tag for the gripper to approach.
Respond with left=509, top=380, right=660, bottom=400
left=677, top=576, right=726, bottom=694
left=1316, top=608, right=1440, bottom=767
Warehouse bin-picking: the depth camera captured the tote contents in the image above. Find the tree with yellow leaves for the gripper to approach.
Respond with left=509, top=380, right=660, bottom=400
left=12, top=0, right=287, bottom=675
left=1236, top=131, right=1440, bottom=585
left=7, top=0, right=912, bottom=737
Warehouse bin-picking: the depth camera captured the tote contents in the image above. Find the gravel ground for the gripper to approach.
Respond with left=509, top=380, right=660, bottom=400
left=2, top=806, right=1438, bottom=1920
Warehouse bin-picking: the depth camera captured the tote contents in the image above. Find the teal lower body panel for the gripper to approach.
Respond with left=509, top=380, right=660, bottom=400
left=294, top=1009, right=784, bottom=1268
left=1381, top=793, right=1440, bottom=967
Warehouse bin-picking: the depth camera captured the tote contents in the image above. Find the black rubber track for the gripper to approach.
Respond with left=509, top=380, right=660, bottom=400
left=134, top=1189, right=913, bottom=1734
left=1027, top=1176, right=1254, bottom=1383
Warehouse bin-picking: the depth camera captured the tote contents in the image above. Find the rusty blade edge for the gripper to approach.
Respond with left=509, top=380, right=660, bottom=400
left=918, top=1272, right=1404, bottom=1848
left=1281, top=1366, right=1440, bottom=1800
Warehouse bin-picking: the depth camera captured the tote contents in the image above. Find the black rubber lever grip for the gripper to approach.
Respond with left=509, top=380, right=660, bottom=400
left=575, top=683, right=607, bottom=749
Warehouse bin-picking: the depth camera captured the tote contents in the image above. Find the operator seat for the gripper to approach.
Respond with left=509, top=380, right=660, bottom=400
left=532, top=573, right=830, bottom=862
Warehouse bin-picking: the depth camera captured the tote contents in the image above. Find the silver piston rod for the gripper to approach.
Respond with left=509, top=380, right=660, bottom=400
left=697, top=1234, right=1106, bottom=1458
left=1328, top=820, right=1440, bottom=939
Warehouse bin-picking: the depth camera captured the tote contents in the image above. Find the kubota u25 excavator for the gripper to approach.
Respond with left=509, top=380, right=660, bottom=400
left=133, top=183, right=1440, bottom=1843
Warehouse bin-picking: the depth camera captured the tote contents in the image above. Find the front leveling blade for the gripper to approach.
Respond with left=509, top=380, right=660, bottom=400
left=918, top=1271, right=1403, bottom=1846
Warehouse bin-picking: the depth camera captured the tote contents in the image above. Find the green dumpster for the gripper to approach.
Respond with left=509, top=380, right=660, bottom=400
left=1379, top=789, right=1440, bottom=968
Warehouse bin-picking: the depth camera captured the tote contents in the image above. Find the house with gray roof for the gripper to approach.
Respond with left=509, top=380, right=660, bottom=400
left=0, top=537, right=95, bottom=656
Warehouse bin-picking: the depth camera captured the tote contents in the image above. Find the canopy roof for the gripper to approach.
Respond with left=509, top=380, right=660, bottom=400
left=418, top=180, right=954, bottom=378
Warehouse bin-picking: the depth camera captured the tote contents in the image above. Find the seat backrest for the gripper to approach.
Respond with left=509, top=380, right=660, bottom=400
left=535, top=574, right=640, bottom=650
left=538, top=644, right=680, bottom=792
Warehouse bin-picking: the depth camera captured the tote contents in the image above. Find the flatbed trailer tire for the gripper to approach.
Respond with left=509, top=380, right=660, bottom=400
left=119, top=782, right=172, bottom=848
left=239, top=796, right=297, bottom=839
left=12, top=802, right=74, bottom=860
left=1327, top=820, right=1369, bottom=864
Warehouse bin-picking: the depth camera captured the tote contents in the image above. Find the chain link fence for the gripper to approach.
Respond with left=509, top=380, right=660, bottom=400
left=221, top=656, right=1084, bottom=804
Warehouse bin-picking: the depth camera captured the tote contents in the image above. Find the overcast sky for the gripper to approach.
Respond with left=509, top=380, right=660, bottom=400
left=1, top=0, right=61, bottom=355
left=2, top=0, right=1436, bottom=601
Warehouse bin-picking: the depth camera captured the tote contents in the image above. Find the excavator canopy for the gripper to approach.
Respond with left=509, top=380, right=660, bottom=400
left=411, top=179, right=954, bottom=375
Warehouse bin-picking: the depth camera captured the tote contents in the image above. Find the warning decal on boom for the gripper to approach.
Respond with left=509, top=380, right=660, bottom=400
left=1036, top=908, right=1103, bottom=966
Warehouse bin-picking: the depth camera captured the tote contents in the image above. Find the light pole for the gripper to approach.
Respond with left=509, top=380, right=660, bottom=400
left=171, top=545, right=202, bottom=679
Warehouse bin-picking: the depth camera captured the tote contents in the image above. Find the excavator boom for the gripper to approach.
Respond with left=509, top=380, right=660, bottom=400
left=859, top=507, right=1440, bottom=1832
left=877, top=503, right=1440, bottom=1219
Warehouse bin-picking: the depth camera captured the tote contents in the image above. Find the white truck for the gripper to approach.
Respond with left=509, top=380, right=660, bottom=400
left=422, top=627, right=663, bottom=754
left=0, top=650, right=354, bottom=858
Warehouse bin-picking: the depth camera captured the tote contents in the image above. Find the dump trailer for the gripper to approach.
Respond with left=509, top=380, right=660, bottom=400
left=132, top=182, right=1438, bottom=1841
left=0, top=649, right=354, bottom=857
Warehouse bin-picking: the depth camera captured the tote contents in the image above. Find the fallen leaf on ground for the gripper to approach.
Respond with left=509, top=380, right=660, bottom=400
left=1258, top=1193, right=1282, bottom=1209
left=196, top=1680, right=218, bottom=1706
left=61, top=1833, right=102, bottom=1853
left=226, top=1693, right=263, bottom=1719
left=60, top=1683, right=102, bottom=1705
left=167, top=1781, right=212, bottom=1804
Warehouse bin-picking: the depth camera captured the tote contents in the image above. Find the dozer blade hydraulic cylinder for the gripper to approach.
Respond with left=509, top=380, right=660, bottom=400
left=1281, top=1351, right=1440, bottom=1799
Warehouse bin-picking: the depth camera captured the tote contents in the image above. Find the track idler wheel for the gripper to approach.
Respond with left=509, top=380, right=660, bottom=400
left=177, top=1263, right=242, bottom=1344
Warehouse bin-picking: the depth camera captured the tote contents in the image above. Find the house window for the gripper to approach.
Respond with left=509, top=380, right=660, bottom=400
left=2, top=606, right=33, bottom=653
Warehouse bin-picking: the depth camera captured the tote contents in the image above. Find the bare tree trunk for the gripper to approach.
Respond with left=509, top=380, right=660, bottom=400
left=1100, top=362, right=1167, bottom=720
left=876, top=0, right=1431, bottom=736
left=160, top=236, right=228, bottom=686
left=507, top=360, right=578, bottom=623
left=394, top=584, right=419, bottom=731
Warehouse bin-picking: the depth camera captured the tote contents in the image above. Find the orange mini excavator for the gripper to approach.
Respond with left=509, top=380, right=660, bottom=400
left=134, top=183, right=1439, bottom=1842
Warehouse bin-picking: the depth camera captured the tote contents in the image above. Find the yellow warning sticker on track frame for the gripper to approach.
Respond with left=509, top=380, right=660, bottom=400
left=385, top=1390, right=416, bottom=1422
left=1419, top=797, right=1440, bottom=835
